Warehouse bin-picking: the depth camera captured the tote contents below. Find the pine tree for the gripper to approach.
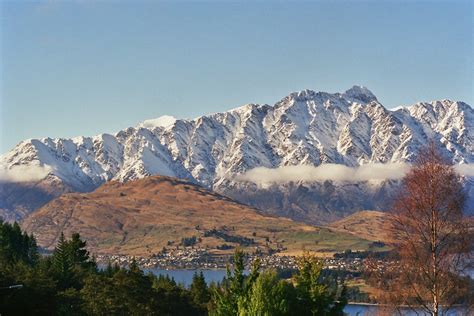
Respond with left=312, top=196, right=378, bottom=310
left=211, top=249, right=244, bottom=315
left=26, top=233, right=39, bottom=265
left=103, top=261, right=120, bottom=277
left=67, top=233, right=92, bottom=268
left=0, top=220, right=38, bottom=265
left=293, top=252, right=342, bottom=315
left=210, top=248, right=260, bottom=315
left=190, top=271, right=210, bottom=310
left=238, top=270, right=296, bottom=316
left=68, top=233, right=89, bottom=264
left=52, top=232, right=74, bottom=289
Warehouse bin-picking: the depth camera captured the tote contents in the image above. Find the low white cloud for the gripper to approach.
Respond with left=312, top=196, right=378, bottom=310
left=455, top=164, right=474, bottom=177
left=0, top=165, right=52, bottom=182
left=235, top=163, right=411, bottom=185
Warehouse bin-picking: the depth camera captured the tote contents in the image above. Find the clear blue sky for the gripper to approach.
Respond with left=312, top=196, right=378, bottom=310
left=1, top=0, right=473, bottom=154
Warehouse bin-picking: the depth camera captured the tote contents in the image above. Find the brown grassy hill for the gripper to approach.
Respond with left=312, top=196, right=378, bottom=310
left=21, top=176, right=378, bottom=256
left=328, top=210, right=390, bottom=243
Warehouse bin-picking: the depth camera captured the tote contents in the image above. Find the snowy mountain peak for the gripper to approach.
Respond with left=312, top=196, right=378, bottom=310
left=139, top=115, right=177, bottom=129
left=290, top=89, right=317, bottom=99
left=342, top=85, right=377, bottom=103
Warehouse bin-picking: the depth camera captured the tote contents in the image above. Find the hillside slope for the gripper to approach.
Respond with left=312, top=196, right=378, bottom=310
left=21, top=176, right=376, bottom=256
left=329, top=210, right=390, bottom=242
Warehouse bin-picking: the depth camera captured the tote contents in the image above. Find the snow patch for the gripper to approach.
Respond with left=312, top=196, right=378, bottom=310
left=139, top=115, right=177, bottom=129
left=391, top=105, right=407, bottom=111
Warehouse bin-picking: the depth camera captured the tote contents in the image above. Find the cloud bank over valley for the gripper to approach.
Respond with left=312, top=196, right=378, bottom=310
left=0, top=164, right=52, bottom=182
left=236, top=163, right=474, bottom=185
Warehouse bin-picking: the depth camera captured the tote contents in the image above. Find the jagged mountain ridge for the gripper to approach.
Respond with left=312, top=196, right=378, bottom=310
left=1, top=86, right=473, bottom=222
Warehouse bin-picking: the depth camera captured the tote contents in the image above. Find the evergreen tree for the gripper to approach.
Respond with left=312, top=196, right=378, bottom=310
left=211, top=249, right=244, bottom=315
left=190, top=271, right=210, bottom=311
left=0, top=258, right=57, bottom=315
left=238, top=270, right=296, bottom=316
left=151, top=273, right=201, bottom=315
left=80, top=273, right=117, bottom=315
left=293, top=252, right=346, bottom=315
left=57, top=287, right=84, bottom=316
left=52, top=232, right=74, bottom=289
left=0, top=220, right=38, bottom=265
left=67, top=233, right=95, bottom=270
left=114, top=259, right=155, bottom=314
left=102, top=261, right=120, bottom=277
left=210, top=248, right=260, bottom=315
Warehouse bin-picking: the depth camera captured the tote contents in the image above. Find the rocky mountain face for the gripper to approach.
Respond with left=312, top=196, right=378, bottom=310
left=0, top=178, right=73, bottom=222
left=1, top=86, right=473, bottom=223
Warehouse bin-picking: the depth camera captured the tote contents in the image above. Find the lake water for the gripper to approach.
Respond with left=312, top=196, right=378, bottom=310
left=146, top=269, right=470, bottom=316
left=144, top=268, right=229, bottom=286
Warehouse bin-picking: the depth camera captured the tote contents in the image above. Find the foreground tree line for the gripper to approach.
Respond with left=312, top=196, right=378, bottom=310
left=0, top=222, right=347, bottom=315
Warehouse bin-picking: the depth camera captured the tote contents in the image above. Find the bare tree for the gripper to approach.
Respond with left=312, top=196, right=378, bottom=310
left=370, top=144, right=473, bottom=315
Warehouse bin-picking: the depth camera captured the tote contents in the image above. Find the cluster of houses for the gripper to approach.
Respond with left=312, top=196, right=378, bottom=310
left=96, top=248, right=368, bottom=272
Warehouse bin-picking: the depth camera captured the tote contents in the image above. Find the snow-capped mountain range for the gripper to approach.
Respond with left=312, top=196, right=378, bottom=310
left=1, top=86, right=473, bottom=223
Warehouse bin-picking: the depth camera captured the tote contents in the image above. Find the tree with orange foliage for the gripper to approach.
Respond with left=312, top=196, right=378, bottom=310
left=371, top=144, right=473, bottom=315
